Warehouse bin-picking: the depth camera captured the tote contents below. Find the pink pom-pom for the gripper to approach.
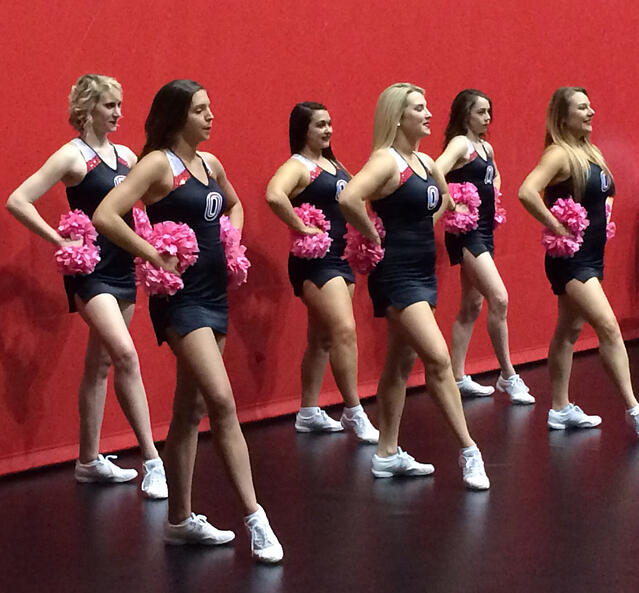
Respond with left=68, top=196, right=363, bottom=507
left=493, top=188, right=507, bottom=229
left=290, top=203, right=332, bottom=259
left=136, top=221, right=199, bottom=296
left=342, top=213, right=386, bottom=275
left=57, top=209, right=98, bottom=243
left=220, top=215, right=251, bottom=289
left=133, top=207, right=153, bottom=240
left=442, top=182, right=481, bottom=234
left=54, top=210, right=101, bottom=275
left=542, top=197, right=590, bottom=258
left=605, top=203, right=616, bottom=240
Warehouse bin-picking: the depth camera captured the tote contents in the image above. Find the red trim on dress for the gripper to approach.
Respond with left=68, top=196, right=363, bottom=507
left=173, top=169, right=190, bottom=189
left=117, top=156, right=128, bottom=167
left=468, top=151, right=478, bottom=161
left=309, top=165, right=321, bottom=182
left=86, top=156, right=100, bottom=172
left=399, top=167, right=413, bottom=186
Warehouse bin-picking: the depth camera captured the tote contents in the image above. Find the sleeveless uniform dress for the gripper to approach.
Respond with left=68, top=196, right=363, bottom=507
left=445, top=137, right=496, bottom=265
left=544, top=163, right=614, bottom=295
left=368, top=148, right=442, bottom=317
left=64, top=138, right=135, bottom=312
left=287, top=154, right=355, bottom=296
left=147, top=150, right=228, bottom=344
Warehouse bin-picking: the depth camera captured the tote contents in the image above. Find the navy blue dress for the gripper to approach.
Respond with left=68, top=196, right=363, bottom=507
left=64, top=138, right=135, bottom=312
left=146, top=150, right=228, bottom=344
left=288, top=154, right=355, bottom=296
left=445, top=138, right=496, bottom=265
left=368, top=149, right=442, bottom=317
left=544, top=163, right=614, bottom=295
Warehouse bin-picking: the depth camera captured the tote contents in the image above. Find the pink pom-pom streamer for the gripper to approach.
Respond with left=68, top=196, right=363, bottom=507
left=493, top=188, right=507, bottom=229
left=54, top=210, right=101, bottom=275
left=342, top=213, right=386, bottom=275
left=442, top=182, right=481, bottom=234
left=541, top=197, right=589, bottom=258
left=219, top=215, right=250, bottom=289
left=290, top=203, right=332, bottom=259
left=133, top=207, right=153, bottom=240
left=605, top=203, right=616, bottom=240
left=135, top=220, right=200, bottom=296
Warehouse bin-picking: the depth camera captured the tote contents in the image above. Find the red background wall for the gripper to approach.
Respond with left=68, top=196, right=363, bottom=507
left=1, top=0, right=638, bottom=474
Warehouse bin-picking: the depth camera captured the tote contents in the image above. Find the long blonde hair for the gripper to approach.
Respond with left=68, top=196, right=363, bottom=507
left=544, top=86, right=612, bottom=201
left=68, top=74, right=121, bottom=133
left=373, top=82, right=424, bottom=150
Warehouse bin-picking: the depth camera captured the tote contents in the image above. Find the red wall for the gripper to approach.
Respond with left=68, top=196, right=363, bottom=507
left=2, top=0, right=638, bottom=474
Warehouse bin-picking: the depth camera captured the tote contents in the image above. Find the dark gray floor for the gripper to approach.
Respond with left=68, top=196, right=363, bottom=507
left=2, top=344, right=639, bottom=593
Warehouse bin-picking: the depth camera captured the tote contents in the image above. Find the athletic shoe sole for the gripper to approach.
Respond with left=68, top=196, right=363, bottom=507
left=294, top=424, right=344, bottom=433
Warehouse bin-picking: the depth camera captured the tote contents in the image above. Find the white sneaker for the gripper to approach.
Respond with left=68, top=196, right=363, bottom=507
left=340, top=410, right=379, bottom=444
left=164, top=513, right=235, bottom=546
left=141, top=458, right=168, bottom=499
left=459, top=449, right=490, bottom=490
left=295, top=408, right=344, bottom=433
left=496, top=373, right=535, bottom=405
left=457, top=375, right=495, bottom=398
left=627, top=408, right=639, bottom=437
left=547, top=404, right=602, bottom=430
left=74, top=454, right=138, bottom=483
left=244, top=505, right=284, bottom=564
left=371, top=447, right=434, bottom=478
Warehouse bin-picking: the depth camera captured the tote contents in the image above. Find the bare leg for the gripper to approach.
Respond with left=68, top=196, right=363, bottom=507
left=564, top=278, right=638, bottom=409
left=75, top=294, right=158, bottom=460
left=548, top=295, right=584, bottom=410
left=387, top=303, right=475, bottom=448
left=450, top=266, right=483, bottom=380
left=77, top=330, right=112, bottom=463
left=299, top=311, right=330, bottom=408
left=459, top=250, right=516, bottom=378
left=375, top=321, right=417, bottom=456
left=301, top=278, right=359, bottom=408
left=164, top=360, right=207, bottom=524
left=167, top=327, right=259, bottom=516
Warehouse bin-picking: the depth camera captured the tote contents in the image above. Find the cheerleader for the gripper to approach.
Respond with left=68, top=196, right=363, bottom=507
left=7, top=74, right=166, bottom=497
left=436, top=90, right=534, bottom=404
left=518, top=86, right=639, bottom=433
left=339, top=83, right=490, bottom=489
left=266, top=102, right=378, bottom=442
left=93, top=80, right=283, bottom=562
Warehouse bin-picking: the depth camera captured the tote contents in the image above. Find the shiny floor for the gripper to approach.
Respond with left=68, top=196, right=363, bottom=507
left=2, top=344, right=639, bottom=593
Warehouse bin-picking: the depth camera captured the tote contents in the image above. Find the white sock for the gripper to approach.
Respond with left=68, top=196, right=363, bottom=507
left=299, top=406, right=320, bottom=418
left=344, top=404, right=363, bottom=419
left=144, top=457, right=163, bottom=469
left=461, top=444, right=479, bottom=457
left=627, top=405, right=639, bottom=417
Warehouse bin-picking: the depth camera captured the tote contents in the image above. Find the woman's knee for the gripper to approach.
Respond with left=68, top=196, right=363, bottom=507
left=487, top=290, right=508, bottom=318
left=110, top=344, right=140, bottom=373
left=593, top=315, right=622, bottom=344
left=172, top=397, right=207, bottom=428
left=459, top=296, right=483, bottom=323
left=385, top=349, right=417, bottom=382
left=84, top=351, right=112, bottom=380
left=423, top=347, right=452, bottom=380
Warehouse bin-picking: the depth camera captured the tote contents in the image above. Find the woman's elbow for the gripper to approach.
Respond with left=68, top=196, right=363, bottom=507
left=92, top=206, right=110, bottom=235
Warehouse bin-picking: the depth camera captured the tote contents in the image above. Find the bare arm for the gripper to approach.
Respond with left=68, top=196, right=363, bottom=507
left=265, top=159, right=320, bottom=234
left=435, top=135, right=468, bottom=177
left=518, top=146, right=571, bottom=235
left=338, top=150, right=396, bottom=244
left=6, top=143, right=86, bottom=246
left=93, top=151, right=178, bottom=272
left=203, top=153, right=244, bottom=232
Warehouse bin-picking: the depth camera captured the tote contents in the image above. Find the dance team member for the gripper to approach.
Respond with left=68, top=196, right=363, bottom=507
left=339, top=83, right=490, bottom=489
left=436, top=90, right=534, bottom=404
left=7, top=74, right=166, bottom=497
left=519, top=86, right=639, bottom=433
left=266, top=102, right=378, bottom=442
left=94, top=80, right=283, bottom=562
